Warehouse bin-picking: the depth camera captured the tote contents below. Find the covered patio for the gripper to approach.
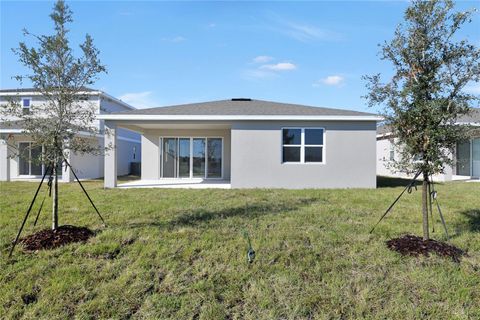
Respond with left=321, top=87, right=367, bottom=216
left=100, top=118, right=232, bottom=188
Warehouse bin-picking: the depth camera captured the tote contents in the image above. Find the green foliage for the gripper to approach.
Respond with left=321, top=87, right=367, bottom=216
left=1, top=179, right=479, bottom=318
left=0, top=0, right=107, bottom=164
left=364, top=0, right=480, bottom=175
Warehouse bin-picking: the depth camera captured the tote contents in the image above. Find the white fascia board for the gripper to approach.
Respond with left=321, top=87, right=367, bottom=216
left=0, top=91, right=100, bottom=97
left=376, top=132, right=394, bottom=139
left=97, top=114, right=383, bottom=121
left=0, top=129, right=24, bottom=133
left=457, top=122, right=480, bottom=126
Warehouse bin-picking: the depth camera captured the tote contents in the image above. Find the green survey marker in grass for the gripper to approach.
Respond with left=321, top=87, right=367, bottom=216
left=0, top=177, right=479, bottom=319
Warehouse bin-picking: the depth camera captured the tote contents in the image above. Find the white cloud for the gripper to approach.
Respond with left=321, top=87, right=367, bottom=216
left=313, top=75, right=345, bottom=87
left=244, top=57, right=296, bottom=80
left=286, top=23, right=329, bottom=42
left=464, top=82, right=480, bottom=94
left=161, top=36, right=186, bottom=43
left=119, top=91, right=158, bottom=109
left=260, top=62, right=296, bottom=71
left=243, top=69, right=278, bottom=80
left=269, top=15, right=343, bottom=43
left=252, top=55, right=274, bottom=63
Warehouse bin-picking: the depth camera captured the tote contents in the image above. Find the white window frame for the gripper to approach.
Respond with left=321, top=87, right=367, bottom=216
left=21, top=97, right=32, bottom=114
left=159, top=136, right=224, bottom=179
left=17, top=141, right=45, bottom=177
left=281, top=127, right=325, bottom=164
left=389, top=141, right=395, bottom=161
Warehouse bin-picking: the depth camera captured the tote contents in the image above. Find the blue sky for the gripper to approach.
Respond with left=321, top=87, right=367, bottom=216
left=1, top=1, right=479, bottom=113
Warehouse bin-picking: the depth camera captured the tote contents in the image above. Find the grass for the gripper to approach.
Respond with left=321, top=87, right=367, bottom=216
left=0, top=177, right=479, bottom=319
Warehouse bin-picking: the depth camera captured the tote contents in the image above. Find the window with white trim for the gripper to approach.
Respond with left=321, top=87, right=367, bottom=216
left=282, top=128, right=324, bottom=163
left=22, top=98, right=31, bottom=114
left=389, top=141, right=395, bottom=161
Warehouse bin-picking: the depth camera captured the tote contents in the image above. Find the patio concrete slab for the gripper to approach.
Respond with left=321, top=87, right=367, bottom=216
left=117, top=179, right=231, bottom=189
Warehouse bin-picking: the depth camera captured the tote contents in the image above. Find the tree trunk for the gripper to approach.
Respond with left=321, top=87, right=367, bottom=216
left=52, top=160, right=59, bottom=230
left=422, top=171, right=429, bottom=240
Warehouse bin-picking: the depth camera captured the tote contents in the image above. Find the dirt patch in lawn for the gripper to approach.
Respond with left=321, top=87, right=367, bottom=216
left=386, top=234, right=465, bottom=262
left=20, top=225, right=94, bottom=251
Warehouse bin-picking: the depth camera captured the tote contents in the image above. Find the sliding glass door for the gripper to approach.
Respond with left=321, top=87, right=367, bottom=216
left=162, top=138, right=177, bottom=178
left=473, top=138, right=480, bottom=177
left=456, top=138, right=480, bottom=178
left=178, top=138, right=191, bottom=178
left=192, top=138, right=206, bottom=178
left=161, top=137, right=222, bottom=179
left=456, top=140, right=471, bottom=176
left=207, top=138, right=222, bottom=178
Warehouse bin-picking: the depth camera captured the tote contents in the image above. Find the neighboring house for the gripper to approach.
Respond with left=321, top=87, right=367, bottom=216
left=0, top=88, right=141, bottom=182
left=377, top=108, right=480, bottom=181
left=97, top=99, right=382, bottom=189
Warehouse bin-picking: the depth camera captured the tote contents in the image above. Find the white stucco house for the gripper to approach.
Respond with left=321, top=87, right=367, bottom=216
left=377, top=108, right=480, bottom=181
left=98, top=99, right=382, bottom=189
left=0, top=88, right=141, bottom=182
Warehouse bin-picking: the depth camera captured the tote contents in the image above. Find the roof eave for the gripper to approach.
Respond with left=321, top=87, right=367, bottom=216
left=96, top=114, right=383, bottom=121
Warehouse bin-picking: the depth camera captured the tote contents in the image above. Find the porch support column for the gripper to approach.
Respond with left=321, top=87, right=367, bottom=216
left=62, top=149, right=74, bottom=182
left=443, top=152, right=454, bottom=181
left=104, top=121, right=117, bottom=188
left=0, top=139, right=11, bottom=181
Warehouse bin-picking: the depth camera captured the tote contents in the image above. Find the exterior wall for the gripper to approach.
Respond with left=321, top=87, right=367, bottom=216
left=230, top=121, right=377, bottom=189
left=117, top=138, right=140, bottom=176
left=98, top=95, right=140, bottom=140
left=141, top=129, right=231, bottom=180
left=376, top=137, right=399, bottom=177
left=0, top=95, right=100, bottom=125
left=376, top=137, right=453, bottom=182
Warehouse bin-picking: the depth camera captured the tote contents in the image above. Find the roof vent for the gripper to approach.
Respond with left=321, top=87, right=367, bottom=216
left=231, top=98, right=252, bottom=101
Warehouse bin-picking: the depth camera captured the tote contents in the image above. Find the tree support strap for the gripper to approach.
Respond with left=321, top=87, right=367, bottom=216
left=33, top=167, right=54, bottom=227
left=429, top=175, right=449, bottom=240
left=427, top=181, right=435, bottom=233
left=370, top=170, right=422, bottom=234
left=8, top=163, right=52, bottom=258
left=63, top=158, right=106, bottom=227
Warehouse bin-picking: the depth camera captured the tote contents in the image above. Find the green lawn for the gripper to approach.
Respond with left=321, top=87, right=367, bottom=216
left=0, top=178, right=479, bottom=319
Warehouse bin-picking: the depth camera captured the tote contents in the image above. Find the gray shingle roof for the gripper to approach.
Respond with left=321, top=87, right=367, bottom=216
left=116, top=99, right=376, bottom=116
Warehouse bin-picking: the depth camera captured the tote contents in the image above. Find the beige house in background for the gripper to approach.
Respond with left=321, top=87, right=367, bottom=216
left=376, top=108, right=480, bottom=181
left=0, top=88, right=141, bottom=182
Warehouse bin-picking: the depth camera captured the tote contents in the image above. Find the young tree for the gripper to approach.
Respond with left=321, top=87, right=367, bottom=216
left=1, top=0, right=107, bottom=230
left=364, top=0, right=480, bottom=240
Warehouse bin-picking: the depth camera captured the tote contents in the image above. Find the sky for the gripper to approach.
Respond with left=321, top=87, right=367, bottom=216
left=1, top=1, right=479, bottom=113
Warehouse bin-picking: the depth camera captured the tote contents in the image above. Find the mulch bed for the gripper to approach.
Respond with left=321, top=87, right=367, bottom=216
left=386, top=234, right=465, bottom=262
left=19, top=225, right=94, bottom=251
